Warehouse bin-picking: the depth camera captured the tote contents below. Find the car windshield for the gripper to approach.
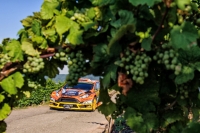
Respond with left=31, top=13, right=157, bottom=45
left=63, top=83, right=93, bottom=91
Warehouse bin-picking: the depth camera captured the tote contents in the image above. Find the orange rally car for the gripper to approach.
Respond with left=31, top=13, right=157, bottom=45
left=49, top=78, right=100, bottom=111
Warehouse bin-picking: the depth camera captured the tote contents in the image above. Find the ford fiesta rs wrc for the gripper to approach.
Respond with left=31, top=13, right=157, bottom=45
left=49, top=78, right=100, bottom=111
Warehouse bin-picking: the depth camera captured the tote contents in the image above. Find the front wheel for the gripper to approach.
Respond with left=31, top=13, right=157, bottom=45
left=91, top=98, right=97, bottom=111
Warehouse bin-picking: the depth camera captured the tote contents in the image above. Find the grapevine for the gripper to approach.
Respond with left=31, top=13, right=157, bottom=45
left=54, top=48, right=87, bottom=86
left=0, top=0, right=200, bottom=132
left=115, top=49, right=151, bottom=84
left=65, top=50, right=87, bottom=86
left=0, top=54, right=11, bottom=69
left=23, top=56, right=44, bottom=73
left=153, top=43, right=182, bottom=75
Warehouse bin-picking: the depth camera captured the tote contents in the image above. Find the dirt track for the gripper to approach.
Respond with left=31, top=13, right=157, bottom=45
left=5, top=105, right=108, bottom=133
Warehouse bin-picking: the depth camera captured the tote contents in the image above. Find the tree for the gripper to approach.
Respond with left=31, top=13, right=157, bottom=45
left=0, top=0, right=200, bottom=132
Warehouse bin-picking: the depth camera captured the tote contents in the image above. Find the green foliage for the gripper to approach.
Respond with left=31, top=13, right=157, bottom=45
left=182, top=121, right=200, bottom=133
left=15, top=79, right=63, bottom=107
left=21, top=41, right=40, bottom=56
left=170, top=22, right=199, bottom=50
left=0, top=103, right=11, bottom=121
left=0, top=72, right=24, bottom=95
left=40, top=0, right=60, bottom=19
left=98, top=80, right=116, bottom=116
left=0, top=0, right=200, bottom=132
left=5, top=40, right=24, bottom=61
left=128, top=0, right=162, bottom=6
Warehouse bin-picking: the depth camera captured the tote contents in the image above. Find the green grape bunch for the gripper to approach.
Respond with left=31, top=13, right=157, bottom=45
left=53, top=48, right=87, bottom=85
left=23, top=56, right=44, bottom=73
left=178, top=84, right=189, bottom=100
left=0, top=54, right=11, bottom=70
left=53, top=47, right=71, bottom=62
left=115, top=49, right=152, bottom=85
left=26, top=74, right=42, bottom=89
left=65, top=50, right=87, bottom=86
left=70, top=7, right=101, bottom=23
left=153, top=43, right=182, bottom=75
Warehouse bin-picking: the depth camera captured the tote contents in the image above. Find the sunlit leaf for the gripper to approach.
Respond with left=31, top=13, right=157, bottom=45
left=13, top=72, right=24, bottom=88
left=5, top=40, right=23, bottom=61
left=0, top=94, right=5, bottom=103
left=32, top=20, right=41, bottom=36
left=21, top=41, right=40, bottom=56
left=21, top=16, right=33, bottom=27
left=40, top=0, right=60, bottom=19
left=0, top=103, right=11, bottom=121
left=67, top=28, right=84, bottom=45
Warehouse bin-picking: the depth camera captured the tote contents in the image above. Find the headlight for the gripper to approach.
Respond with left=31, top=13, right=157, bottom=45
left=80, top=94, right=89, bottom=98
left=82, top=100, right=93, bottom=104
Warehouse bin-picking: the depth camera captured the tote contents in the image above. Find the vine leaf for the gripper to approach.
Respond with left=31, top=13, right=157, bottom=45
left=170, top=22, right=198, bottom=50
left=21, top=16, right=33, bottom=28
left=40, top=0, right=60, bottom=19
left=55, top=15, right=80, bottom=43
left=0, top=72, right=24, bottom=95
left=67, top=28, right=84, bottom=45
left=98, top=79, right=116, bottom=116
left=32, top=36, right=48, bottom=49
left=175, top=66, right=194, bottom=84
left=0, top=94, right=5, bottom=103
left=102, top=64, right=117, bottom=88
left=110, top=10, right=135, bottom=28
left=141, top=37, right=152, bottom=51
left=32, top=20, right=41, bottom=36
left=42, top=59, right=62, bottom=78
left=81, top=22, right=95, bottom=31
left=13, top=72, right=24, bottom=88
left=128, top=0, right=162, bottom=6
left=98, top=102, right=116, bottom=116
left=108, top=24, right=135, bottom=53
left=175, top=0, right=191, bottom=10
left=178, top=47, right=200, bottom=66
left=124, top=107, right=144, bottom=131
left=194, top=62, right=200, bottom=72
left=86, top=8, right=96, bottom=19
left=143, top=113, right=159, bottom=132
left=89, top=0, right=115, bottom=6
left=21, top=41, right=40, bottom=56
left=108, top=10, right=136, bottom=52
left=182, top=122, right=200, bottom=133
left=91, top=43, right=109, bottom=69
left=0, top=103, right=11, bottom=121
left=162, top=109, right=183, bottom=127
left=42, top=28, right=56, bottom=37
left=5, top=40, right=24, bottom=61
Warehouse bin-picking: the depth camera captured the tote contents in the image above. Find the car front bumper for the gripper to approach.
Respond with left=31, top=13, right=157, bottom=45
left=49, top=100, right=93, bottom=111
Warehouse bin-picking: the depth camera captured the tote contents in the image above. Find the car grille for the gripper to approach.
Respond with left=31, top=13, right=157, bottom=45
left=59, top=98, right=79, bottom=103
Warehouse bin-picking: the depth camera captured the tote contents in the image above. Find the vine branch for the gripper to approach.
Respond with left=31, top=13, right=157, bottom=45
left=0, top=64, right=21, bottom=81
left=152, top=6, right=169, bottom=42
left=164, top=100, right=177, bottom=110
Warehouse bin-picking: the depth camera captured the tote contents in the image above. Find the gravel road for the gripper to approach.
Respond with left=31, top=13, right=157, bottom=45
left=5, top=105, right=108, bottom=133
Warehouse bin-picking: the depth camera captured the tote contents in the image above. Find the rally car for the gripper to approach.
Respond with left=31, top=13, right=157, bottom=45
left=49, top=78, right=100, bottom=111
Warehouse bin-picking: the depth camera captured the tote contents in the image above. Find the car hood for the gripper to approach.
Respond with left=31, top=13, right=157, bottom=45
left=61, top=89, right=89, bottom=96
